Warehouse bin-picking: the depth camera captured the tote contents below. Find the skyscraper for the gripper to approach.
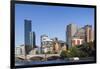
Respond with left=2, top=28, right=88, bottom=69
left=84, top=25, right=93, bottom=42
left=24, top=19, right=32, bottom=54
left=66, top=24, right=77, bottom=48
left=30, top=32, right=36, bottom=49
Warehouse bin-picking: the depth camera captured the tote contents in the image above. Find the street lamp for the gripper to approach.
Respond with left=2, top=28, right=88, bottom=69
left=44, top=47, right=47, bottom=61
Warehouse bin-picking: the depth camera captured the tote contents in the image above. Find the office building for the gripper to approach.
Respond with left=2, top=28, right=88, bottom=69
left=84, top=25, right=93, bottom=42
left=40, top=34, right=48, bottom=53
left=66, top=24, right=78, bottom=48
left=40, top=35, right=53, bottom=53
left=30, top=32, right=36, bottom=49
left=24, top=19, right=32, bottom=54
left=24, top=19, right=32, bottom=46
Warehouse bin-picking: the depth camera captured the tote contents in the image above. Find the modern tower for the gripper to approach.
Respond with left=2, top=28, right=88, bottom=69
left=66, top=24, right=77, bottom=48
left=30, top=32, right=36, bottom=49
left=24, top=19, right=32, bottom=54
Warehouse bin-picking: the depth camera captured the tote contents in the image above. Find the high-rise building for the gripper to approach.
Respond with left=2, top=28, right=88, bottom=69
left=30, top=32, right=36, bottom=49
left=66, top=24, right=78, bottom=48
left=24, top=19, right=32, bottom=54
left=84, top=25, right=93, bottom=42
left=24, top=19, right=32, bottom=46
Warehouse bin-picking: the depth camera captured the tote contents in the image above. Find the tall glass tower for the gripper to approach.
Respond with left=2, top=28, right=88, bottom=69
left=24, top=19, right=32, bottom=54
left=24, top=19, right=32, bottom=46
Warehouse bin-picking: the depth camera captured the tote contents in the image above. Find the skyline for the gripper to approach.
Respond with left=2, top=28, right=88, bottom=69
left=15, top=4, right=94, bottom=46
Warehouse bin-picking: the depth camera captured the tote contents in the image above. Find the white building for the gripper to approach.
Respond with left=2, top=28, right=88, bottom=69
left=41, top=35, right=53, bottom=53
left=15, top=45, right=25, bottom=55
left=15, top=46, right=21, bottom=55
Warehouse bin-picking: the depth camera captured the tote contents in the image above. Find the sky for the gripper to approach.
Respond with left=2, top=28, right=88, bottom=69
left=15, top=4, right=94, bottom=46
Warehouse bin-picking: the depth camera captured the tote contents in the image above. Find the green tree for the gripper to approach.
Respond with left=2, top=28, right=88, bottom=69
left=68, top=47, right=80, bottom=57
left=77, top=41, right=95, bottom=57
left=60, top=50, right=68, bottom=58
left=60, top=41, right=95, bottom=59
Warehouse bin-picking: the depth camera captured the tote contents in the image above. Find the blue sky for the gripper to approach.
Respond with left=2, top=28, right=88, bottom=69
left=15, top=4, right=94, bottom=46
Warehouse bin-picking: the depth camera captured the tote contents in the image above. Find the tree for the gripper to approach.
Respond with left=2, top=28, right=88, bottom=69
left=77, top=41, right=95, bottom=57
left=67, top=47, right=80, bottom=57
left=60, top=41, right=95, bottom=59
left=60, top=50, right=68, bottom=58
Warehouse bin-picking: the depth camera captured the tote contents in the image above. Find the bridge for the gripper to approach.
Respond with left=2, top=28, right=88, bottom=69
left=16, top=54, right=60, bottom=60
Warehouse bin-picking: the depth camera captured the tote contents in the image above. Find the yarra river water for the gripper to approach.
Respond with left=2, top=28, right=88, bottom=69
left=15, top=57, right=95, bottom=66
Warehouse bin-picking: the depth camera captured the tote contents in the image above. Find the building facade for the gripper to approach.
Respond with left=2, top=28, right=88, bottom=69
left=72, top=38, right=83, bottom=46
left=15, top=46, right=22, bottom=55
left=24, top=19, right=32, bottom=46
left=66, top=24, right=78, bottom=48
left=74, top=27, right=85, bottom=43
left=24, top=19, right=35, bottom=54
left=52, top=39, right=67, bottom=54
left=41, top=35, right=53, bottom=53
left=30, top=32, right=36, bottom=49
left=53, top=41, right=60, bottom=53
left=59, top=40, right=67, bottom=51
left=15, top=45, right=25, bottom=55
left=84, top=25, right=93, bottom=43
left=66, top=24, right=93, bottom=48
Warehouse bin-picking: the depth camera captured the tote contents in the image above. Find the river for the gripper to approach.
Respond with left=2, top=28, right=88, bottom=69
left=15, top=57, right=95, bottom=66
